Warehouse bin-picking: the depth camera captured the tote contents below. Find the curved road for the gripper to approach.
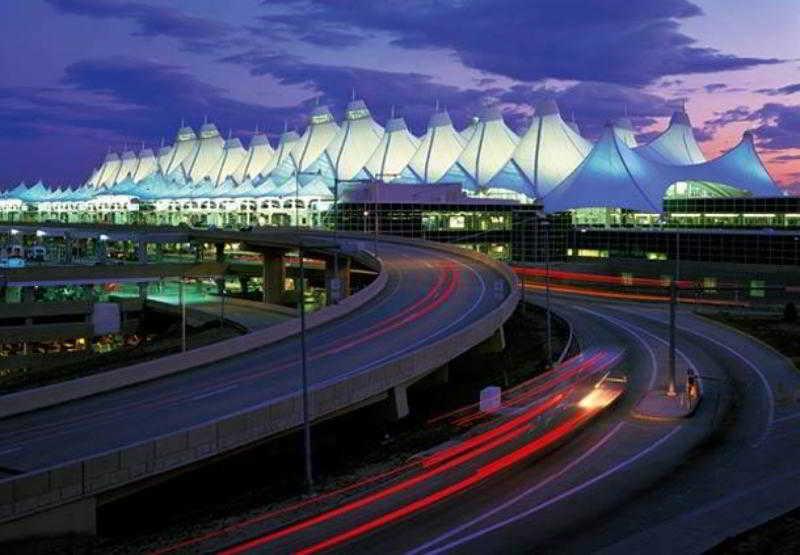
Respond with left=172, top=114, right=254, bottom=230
left=192, top=292, right=798, bottom=554
left=0, top=238, right=510, bottom=475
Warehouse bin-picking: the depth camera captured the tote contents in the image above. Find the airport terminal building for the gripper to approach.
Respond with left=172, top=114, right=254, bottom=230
left=0, top=98, right=795, bottom=265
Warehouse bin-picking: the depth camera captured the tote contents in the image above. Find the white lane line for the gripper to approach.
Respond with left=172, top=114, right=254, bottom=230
left=420, top=425, right=683, bottom=555
left=189, top=384, right=238, bottom=402
left=572, top=306, right=662, bottom=390
left=774, top=412, right=800, bottom=424
left=0, top=446, right=21, bottom=456
left=407, top=422, right=625, bottom=555
left=611, top=307, right=775, bottom=444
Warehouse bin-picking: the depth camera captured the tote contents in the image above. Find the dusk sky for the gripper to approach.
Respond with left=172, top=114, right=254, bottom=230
left=1, top=0, right=798, bottom=191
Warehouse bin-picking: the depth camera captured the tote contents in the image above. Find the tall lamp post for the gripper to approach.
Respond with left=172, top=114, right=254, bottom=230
left=659, top=216, right=679, bottom=397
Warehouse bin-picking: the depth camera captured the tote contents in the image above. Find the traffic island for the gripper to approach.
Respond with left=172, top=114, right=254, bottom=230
left=633, top=387, right=701, bottom=421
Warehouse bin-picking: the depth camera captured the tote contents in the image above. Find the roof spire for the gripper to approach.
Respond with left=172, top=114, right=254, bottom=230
left=390, top=105, right=396, bottom=119
left=180, top=118, right=185, bottom=128
left=283, top=120, right=288, bottom=132
left=351, top=88, right=356, bottom=101
left=203, top=114, right=208, bottom=125
left=315, top=95, right=320, bottom=106
left=254, top=124, right=259, bottom=134
left=160, top=137, right=165, bottom=148
left=435, top=99, right=440, bottom=112
left=227, top=128, right=232, bottom=139
left=624, top=104, right=628, bottom=117
left=571, top=110, right=576, bottom=123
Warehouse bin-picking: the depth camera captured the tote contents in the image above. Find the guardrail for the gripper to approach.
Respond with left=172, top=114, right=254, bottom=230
left=0, top=252, right=386, bottom=420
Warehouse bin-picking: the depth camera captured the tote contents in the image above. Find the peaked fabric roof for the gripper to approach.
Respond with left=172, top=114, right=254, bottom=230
left=133, top=148, right=158, bottom=182
left=209, top=138, right=248, bottom=185
left=636, top=111, right=705, bottom=165
left=400, top=111, right=465, bottom=183
left=511, top=100, right=593, bottom=197
left=544, top=124, right=667, bottom=213
left=183, top=123, right=225, bottom=182
left=237, top=133, right=275, bottom=181
left=454, top=106, right=519, bottom=187
left=326, top=99, right=384, bottom=181
left=161, top=126, right=198, bottom=176
left=363, top=117, right=420, bottom=180
left=292, top=105, right=340, bottom=172
left=612, top=118, right=638, bottom=148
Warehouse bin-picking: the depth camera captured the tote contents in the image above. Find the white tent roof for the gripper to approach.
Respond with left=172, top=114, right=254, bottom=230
left=115, top=150, right=138, bottom=185
left=160, top=126, right=198, bottom=176
left=511, top=100, right=592, bottom=197
left=543, top=124, right=667, bottom=213
left=454, top=106, right=518, bottom=187
left=209, top=137, right=248, bottom=185
left=401, top=111, right=465, bottom=183
left=97, top=152, right=122, bottom=188
left=363, top=117, right=420, bottom=180
left=133, top=148, right=158, bottom=182
left=460, top=117, right=480, bottom=142
left=268, top=130, right=302, bottom=184
left=237, top=133, right=275, bottom=181
left=636, top=111, right=705, bottom=165
left=326, top=99, right=384, bottom=181
left=183, top=123, right=225, bottom=182
left=292, top=105, right=339, bottom=172
left=613, top=118, right=638, bottom=148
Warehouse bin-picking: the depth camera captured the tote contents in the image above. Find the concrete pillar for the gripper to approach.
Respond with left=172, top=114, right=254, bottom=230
left=215, top=243, right=226, bottom=296
left=476, top=325, right=506, bottom=354
left=386, top=385, right=409, bottom=420
left=136, top=240, right=148, bottom=263
left=239, top=276, right=250, bottom=296
left=324, top=254, right=351, bottom=305
left=63, top=233, right=73, bottom=264
left=429, top=364, right=450, bottom=386
left=95, top=239, right=107, bottom=264
left=261, top=250, right=285, bottom=304
left=21, top=286, right=35, bottom=304
left=137, top=282, right=148, bottom=301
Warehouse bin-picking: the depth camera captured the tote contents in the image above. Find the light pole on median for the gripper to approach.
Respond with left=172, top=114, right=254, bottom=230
left=660, top=216, right=678, bottom=397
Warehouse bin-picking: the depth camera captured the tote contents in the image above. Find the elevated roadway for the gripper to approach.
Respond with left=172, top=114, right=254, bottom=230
left=0, top=228, right=518, bottom=540
left=166, top=290, right=796, bottom=554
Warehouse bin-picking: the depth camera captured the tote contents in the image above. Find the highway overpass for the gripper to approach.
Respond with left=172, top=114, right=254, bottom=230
left=0, top=226, right=519, bottom=540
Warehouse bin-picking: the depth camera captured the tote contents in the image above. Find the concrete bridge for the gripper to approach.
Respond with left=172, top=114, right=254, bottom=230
left=0, top=226, right=519, bottom=541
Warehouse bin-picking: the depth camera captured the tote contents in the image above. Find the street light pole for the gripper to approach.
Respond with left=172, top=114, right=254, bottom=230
left=543, top=219, right=552, bottom=367
left=298, top=244, right=313, bottom=493
left=666, top=222, right=679, bottom=397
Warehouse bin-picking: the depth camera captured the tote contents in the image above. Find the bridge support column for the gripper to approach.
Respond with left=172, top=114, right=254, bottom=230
left=63, top=233, right=73, bottom=264
left=0, top=497, right=97, bottom=542
left=429, top=364, right=450, bottom=385
left=137, top=282, right=148, bottom=301
left=215, top=243, right=225, bottom=296
left=136, top=240, right=148, bottom=264
left=386, top=385, right=409, bottom=421
left=261, top=251, right=285, bottom=304
left=476, top=325, right=506, bottom=354
left=21, top=287, right=35, bottom=304
left=239, top=277, right=250, bottom=296
left=324, top=255, right=350, bottom=305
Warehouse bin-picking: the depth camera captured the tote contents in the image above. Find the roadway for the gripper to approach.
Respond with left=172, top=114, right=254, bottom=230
left=178, top=291, right=797, bottom=554
left=0, top=236, right=510, bottom=476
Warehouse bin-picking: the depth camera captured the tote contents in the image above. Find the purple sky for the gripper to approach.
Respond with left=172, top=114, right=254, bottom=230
left=0, top=0, right=798, bottom=190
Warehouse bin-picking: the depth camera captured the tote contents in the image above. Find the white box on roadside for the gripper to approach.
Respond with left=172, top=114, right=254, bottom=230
left=480, top=386, right=502, bottom=413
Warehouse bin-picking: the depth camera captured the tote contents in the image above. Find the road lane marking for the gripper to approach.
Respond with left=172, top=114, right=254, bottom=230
left=610, top=307, right=774, bottom=445
left=419, top=425, right=683, bottom=555
left=407, top=421, right=625, bottom=555
left=0, top=446, right=21, bottom=456
left=189, top=384, right=238, bottom=402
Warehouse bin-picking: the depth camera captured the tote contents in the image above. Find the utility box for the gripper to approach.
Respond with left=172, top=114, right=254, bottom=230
left=480, top=386, right=502, bottom=413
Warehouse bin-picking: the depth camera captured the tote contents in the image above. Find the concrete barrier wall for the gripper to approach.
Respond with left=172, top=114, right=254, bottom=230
left=0, top=232, right=519, bottom=529
left=0, top=254, right=387, bottom=420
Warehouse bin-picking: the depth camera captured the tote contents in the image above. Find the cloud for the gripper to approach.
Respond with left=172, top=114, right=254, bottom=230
left=261, top=0, right=781, bottom=86
left=45, top=0, right=233, bottom=52
left=703, top=102, right=800, bottom=151
left=756, top=83, right=800, bottom=96
left=704, top=83, right=727, bottom=93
